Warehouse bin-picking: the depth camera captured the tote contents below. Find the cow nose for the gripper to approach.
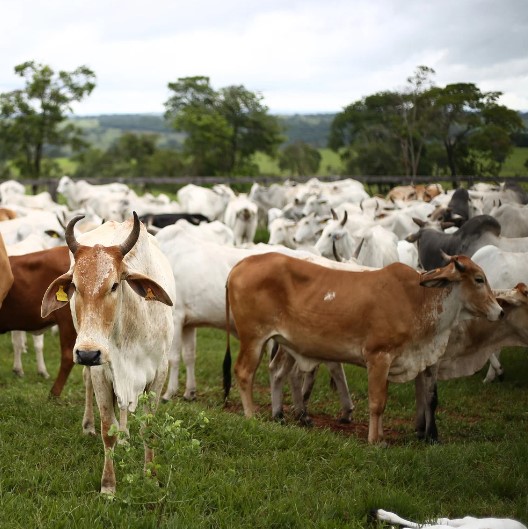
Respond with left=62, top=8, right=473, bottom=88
left=499, top=308, right=505, bottom=320
left=75, top=349, right=102, bottom=366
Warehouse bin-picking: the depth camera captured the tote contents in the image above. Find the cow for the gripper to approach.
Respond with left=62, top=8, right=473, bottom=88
left=470, top=244, right=528, bottom=382
left=0, top=246, right=77, bottom=397
left=223, top=252, right=503, bottom=443
left=490, top=203, right=528, bottom=237
left=414, top=283, right=528, bottom=442
left=177, top=183, right=235, bottom=221
left=371, top=508, right=527, bottom=529
left=223, top=194, right=259, bottom=246
left=41, top=212, right=175, bottom=494
left=139, top=212, right=210, bottom=232
left=0, top=234, right=14, bottom=309
left=406, top=215, right=502, bottom=270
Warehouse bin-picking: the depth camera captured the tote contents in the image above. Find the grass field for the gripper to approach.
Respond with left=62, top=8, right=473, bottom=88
left=0, top=327, right=527, bottom=528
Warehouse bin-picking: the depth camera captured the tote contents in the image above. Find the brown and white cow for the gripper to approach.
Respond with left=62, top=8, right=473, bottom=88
left=223, top=252, right=503, bottom=443
left=415, top=282, right=528, bottom=442
left=41, top=212, right=175, bottom=494
left=0, top=245, right=76, bottom=396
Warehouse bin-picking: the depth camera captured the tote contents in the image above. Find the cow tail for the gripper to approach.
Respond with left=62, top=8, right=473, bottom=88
left=223, top=280, right=232, bottom=404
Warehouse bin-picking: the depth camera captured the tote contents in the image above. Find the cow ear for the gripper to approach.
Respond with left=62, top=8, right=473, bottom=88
left=125, top=272, right=173, bottom=306
left=419, top=264, right=460, bottom=289
left=41, top=272, right=74, bottom=317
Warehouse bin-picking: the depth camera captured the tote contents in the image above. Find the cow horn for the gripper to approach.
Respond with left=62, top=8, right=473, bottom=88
left=353, top=238, right=365, bottom=259
left=332, top=240, right=342, bottom=262
left=340, top=211, right=348, bottom=226
left=331, top=208, right=338, bottom=220
left=119, top=211, right=141, bottom=257
left=65, top=215, right=85, bottom=255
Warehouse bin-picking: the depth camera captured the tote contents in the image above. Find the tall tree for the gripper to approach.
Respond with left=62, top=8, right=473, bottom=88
left=0, top=61, right=96, bottom=189
left=164, top=76, right=284, bottom=176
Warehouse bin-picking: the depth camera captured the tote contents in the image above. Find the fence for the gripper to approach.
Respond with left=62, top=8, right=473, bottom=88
left=6, top=174, right=528, bottom=200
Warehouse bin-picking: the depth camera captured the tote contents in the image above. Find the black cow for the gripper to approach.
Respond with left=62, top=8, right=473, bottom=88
left=406, top=214, right=502, bottom=270
left=139, top=212, right=210, bottom=230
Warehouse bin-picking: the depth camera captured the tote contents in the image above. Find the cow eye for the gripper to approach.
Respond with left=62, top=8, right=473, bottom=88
left=111, top=283, right=119, bottom=292
left=475, top=276, right=485, bottom=284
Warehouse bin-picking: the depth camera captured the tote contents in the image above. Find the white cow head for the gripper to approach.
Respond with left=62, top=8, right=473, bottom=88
left=41, top=212, right=173, bottom=366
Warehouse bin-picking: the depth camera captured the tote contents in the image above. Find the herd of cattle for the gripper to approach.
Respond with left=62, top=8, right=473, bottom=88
left=1, top=174, right=528, bottom=494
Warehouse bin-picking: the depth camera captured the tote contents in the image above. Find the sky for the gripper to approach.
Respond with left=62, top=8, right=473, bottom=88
left=2, top=0, right=528, bottom=116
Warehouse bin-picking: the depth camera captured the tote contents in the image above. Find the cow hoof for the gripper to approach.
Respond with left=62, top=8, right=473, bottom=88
left=298, top=414, right=313, bottom=427
left=183, top=390, right=196, bottom=401
left=83, top=426, right=97, bottom=437
left=12, top=369, right=24, bottom=378
left=338, top=416, right=352, bottom=424
left=100, top=486, right=116, bottom=495
left=39, top=371, right=50, bottom=380
left=497, top=373, right=505, bottom=382
left=273, top=412, right=285, bottom=424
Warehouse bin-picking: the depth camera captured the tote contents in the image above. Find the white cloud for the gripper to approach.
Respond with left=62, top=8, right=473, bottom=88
left=1, top=0, right=527, bottom=115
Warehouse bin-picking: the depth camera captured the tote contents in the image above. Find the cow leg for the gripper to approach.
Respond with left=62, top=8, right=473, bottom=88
left=90, top=368, right=118, bottom=494
left=366, top=355, right=391, bottom=444
left=32, top=334, right=50, bottom=379
left=11, top=331, right=26, bottom=377
left=414, top=366, right=439, bottom=443
left=290, top=362, right=312, bottom=426
left=82, top=367, right=96, bottom=436
left=49, top=320, right=76, bottom=397
left=268, top=345, right=296, bottom=421
left=143, top=360, right=168, bottom=477
left=234, top=338, right=266, bottom=417
left=162, top=323, right=182, bottom=401
left=324, top=361, right=354, bottom=423
left=483, top=352, right=504, bottom=383
left=301, top=364, right=319, bottom=407
left=181, top=326, right=197, bottom=401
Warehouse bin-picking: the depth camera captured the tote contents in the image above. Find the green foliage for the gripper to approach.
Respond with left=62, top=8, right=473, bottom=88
left=0, top=61, right=95, bottom=181
left=329, top=66, right=526, bottom=180
left=278, top=140, right=322, bottom=176
left=0, top=330, right=527, bottom=527
left=164, top=76, right=284, bottom=176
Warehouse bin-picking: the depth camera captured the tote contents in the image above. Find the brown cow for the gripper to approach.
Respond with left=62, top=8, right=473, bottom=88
left=223, top=252, right=503, bottom=443
left=0, top=234, right=14, bottom=307
left=0, top=246, right=76, bottom=397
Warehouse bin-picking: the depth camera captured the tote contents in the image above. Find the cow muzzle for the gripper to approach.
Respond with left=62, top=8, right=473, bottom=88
left=75, top=349, right=102, bottom=366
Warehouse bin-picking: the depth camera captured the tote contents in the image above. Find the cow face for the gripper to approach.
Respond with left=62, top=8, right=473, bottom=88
left=419, top=253, right=504, bottom=322
left=41, top=213, right=173, bottom=366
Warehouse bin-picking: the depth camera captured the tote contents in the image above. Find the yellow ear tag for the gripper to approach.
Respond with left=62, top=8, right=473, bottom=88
left=145, top=287, right=156, bottom=301
left=56, top=285, right=69, bottom=302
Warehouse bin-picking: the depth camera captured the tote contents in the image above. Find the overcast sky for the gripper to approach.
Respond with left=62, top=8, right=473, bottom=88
left=2, top=0, right=528, bottom=116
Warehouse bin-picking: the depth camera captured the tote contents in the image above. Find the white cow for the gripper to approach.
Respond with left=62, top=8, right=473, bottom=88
left=57, top=175, right=131, bottom=210
left=156, top=220, right=235, bottom=246
left=373, top=508, right=526, bottom=529
left=155, top=226, right=357, bottom=423
left=177, top=183, right=235, bottom=221
left=471, top=244, right=528, bottom=382
left=0, top=210, right=65, bottom=247
left=223, top=193, right=258, bottom=246
left=41, top=212, right=175, bottom=494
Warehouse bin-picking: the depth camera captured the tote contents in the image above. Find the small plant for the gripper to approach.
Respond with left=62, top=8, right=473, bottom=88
left=108, top=392, right=209, bottom=507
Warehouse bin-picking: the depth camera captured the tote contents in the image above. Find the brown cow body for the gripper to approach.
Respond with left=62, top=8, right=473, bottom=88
left=0, top=234, right=14, bottom=307
left=0, top=246, right=76, bottom=396
left=225, top=252, right=502, bottom=443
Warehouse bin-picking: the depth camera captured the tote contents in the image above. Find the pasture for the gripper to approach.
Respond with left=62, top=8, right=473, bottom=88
left=0, top=327, right=527, bottom=528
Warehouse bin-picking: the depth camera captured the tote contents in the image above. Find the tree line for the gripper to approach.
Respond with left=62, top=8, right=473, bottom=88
left=0, top=62, right=527, bottom=187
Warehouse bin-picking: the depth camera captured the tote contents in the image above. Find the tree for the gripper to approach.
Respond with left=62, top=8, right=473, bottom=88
left=0, top=61, right=96, bottom=190
left=329, top=67, right=525, bottom=183
left=164, top=76, right=284, bottom=176
left=278, top=141, right=321, bottom=176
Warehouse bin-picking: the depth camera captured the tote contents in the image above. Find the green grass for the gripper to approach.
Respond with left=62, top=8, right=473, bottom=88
left=500, top=147, right=528, bottom=177
left=0, top=328, right=527, bottom=528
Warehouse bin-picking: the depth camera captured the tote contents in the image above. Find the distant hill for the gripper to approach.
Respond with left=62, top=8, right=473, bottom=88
left=69, top=113, right=335, bottom=151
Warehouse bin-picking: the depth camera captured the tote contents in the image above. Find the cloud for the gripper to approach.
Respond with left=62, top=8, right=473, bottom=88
left=1, top=0, right=527, bottom=115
